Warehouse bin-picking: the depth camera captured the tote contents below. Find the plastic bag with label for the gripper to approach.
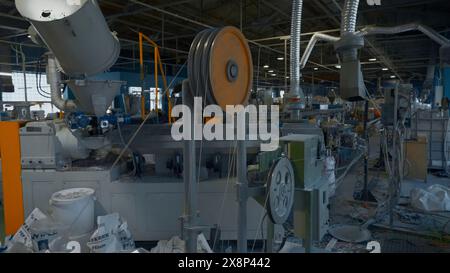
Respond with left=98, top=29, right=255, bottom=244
left=87, top=213, right=135, bottom=253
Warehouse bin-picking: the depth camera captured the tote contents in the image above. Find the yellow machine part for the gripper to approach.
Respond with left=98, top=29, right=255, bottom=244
left=0, top=122, right=24, bottom=235
left=209, top=26, right=253, bottom=110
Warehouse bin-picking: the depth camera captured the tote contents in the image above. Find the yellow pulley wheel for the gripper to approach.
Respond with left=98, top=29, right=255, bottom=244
left=188, top=26, right=253, bottom=110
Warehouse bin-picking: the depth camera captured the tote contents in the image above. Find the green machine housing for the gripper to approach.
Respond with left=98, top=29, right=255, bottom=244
left=280, top=134, right=324, bottom=189
left=280, top=134, right=329, bottom=249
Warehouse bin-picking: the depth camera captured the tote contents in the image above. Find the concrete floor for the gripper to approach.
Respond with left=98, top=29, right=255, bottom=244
left=328, top=168, right=450, bottom=253
left=327, top=133, right=450, bottom=253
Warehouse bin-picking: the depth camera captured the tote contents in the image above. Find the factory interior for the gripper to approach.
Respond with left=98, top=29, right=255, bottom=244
left=0, top=0, right=449, bottom=254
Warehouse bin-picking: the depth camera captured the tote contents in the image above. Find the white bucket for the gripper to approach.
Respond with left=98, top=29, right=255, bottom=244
left=49, top=188, right=96, bottom=237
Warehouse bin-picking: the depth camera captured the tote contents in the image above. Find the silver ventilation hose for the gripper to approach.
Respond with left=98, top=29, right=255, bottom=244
left=47, top=54, right=76, bottom=112
left=341, top=0, right=360, bottom=34
left=300, top=33, right=340, bottom=69
left=289, top=0, right=304, bottom=100
left=340, top=0, right=361, bottom=64
left=336, top=0, right=366, bottom=101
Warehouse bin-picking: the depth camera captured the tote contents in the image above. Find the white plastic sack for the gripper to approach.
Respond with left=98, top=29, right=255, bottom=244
left=131, top=248, right=150, bottom=253
left=150, top=233, right=213, bottom=253
left=87, top=213, right=135, bottom=253
left=197, top=233, right=213, bottom=253
left=8, top=208, right=47, bottom=250
left=411, top=184, right=450, bottom=212
left=29, top=217, right=68, bottom=252
left=151, top=236, right=185, bottom=253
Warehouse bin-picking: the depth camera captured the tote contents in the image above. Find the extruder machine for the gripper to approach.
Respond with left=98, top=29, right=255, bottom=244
left=2, top=0, right=331, bottom=253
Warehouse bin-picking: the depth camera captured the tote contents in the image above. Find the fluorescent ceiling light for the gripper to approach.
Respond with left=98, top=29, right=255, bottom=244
left=277, top=57, right=284, bottom=61
left=0, top=72, right=12, bottom=77
left=390, top=75, right=396, bottom=78
left=263, top=65, right=269, bottom=68
left=271, top=74, right=277, bottom=77
left=268, top=70, right=274, bottom=73
left=335, top=65, right=341, bottom=69
left=382, top=68, right=389, bottom=71
left=369, top=58, right=377, bottom=61
left=314, top=67, right=319, bottom=71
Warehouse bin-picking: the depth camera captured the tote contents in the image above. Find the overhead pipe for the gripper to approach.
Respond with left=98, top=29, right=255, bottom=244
left=358, top=23, right=450, bottom=46
left=46, top=54, right=76, bottom=112
left=289, top=0, right=304, bottom=100
left=284, top=0, right=305, bottom=119
left=299, top=33, right=340, bottom=69
left=298, top=0, right=360, bottom=72
left=334, top=0, right=368, bottom=101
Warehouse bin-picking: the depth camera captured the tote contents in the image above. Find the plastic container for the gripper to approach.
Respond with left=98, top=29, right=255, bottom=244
left=49, top=188, right=96, bottom=237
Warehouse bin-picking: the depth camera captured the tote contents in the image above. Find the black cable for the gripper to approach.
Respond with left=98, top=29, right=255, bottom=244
left=37, top=57, right=51, bottom=95
left=36, top=58, right=50, bottom=97
left=260, top=213, right=267, bottom=252
left=35, top=59, right=51, bottom=99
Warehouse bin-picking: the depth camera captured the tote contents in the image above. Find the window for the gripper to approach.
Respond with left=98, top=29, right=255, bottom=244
left=127, top=86, right=163, bottom=111
left=128, top=86, right=141, bottom=95
left=149, top=87, right=163, bottom=110
left=2, top=72, right=57, bottom=115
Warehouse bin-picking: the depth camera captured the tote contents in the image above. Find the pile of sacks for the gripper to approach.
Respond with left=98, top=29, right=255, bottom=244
left=150, top=233, right=213, bottom=253
left=0, top=209, right=135, bottom=253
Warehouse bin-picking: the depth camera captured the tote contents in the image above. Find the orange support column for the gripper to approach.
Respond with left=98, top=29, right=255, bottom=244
left=0, top=122, right=24, bottom=235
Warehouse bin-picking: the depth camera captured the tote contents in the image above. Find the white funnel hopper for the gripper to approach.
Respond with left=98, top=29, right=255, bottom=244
left=67, top=80, right=123, bottom=117
left=15, top=0, right=120, bottom=77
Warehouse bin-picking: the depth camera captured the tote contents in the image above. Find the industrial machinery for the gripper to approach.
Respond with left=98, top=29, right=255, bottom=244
left=12, top=0, right=269, bottom=244
left=1, top=0, right=337, bottom=254
left=280, top=135, right=329, bottom=251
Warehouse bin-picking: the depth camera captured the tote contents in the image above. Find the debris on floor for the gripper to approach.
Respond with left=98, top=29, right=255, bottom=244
left=8, top=208, right=47, bottom=250
left=1, top=209, right=136, bottom=253
left=150, top=233, right=213, bottom=253
left=87, top=213, right=135, bottom=253
left=410, top=184, right=450, bottom=212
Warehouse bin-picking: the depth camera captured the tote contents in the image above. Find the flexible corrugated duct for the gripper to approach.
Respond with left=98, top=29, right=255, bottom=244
left=289, top=0, right=304, bottom=100
left=300, top=33, right=340, bottom=69
left=341, top=0, right=360, bottom=34
left=47, top=54, right=76, bottom=111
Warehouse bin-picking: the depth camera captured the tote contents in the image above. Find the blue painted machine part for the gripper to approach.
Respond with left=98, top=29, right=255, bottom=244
left=68, top=112, right=91, bottom=129
left=443, top=66, right=450, bottom=99
left=99, top=114, right=131, bottom=126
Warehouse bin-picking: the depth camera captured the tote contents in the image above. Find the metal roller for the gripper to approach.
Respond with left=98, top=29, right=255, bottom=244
left=267, top=157, right=295, bottom=225
left=188, top=26, right=253, bottom=110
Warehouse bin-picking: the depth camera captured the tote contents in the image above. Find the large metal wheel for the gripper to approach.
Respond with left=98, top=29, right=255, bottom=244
left=188, top=26, right=253, bottom=110
left=267, top=157, right=295, bottom=225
